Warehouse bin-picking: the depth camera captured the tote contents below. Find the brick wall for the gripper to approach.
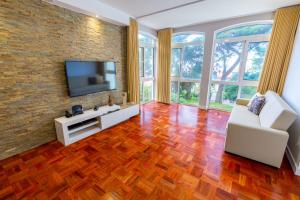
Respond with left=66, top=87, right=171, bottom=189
left=0, top=0, right=127, bottom=159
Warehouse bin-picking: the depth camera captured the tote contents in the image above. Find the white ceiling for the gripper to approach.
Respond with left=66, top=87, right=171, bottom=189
left=96, top=0, right=300, bottom=29
left=96, top=0, right=198, bottom=18
left=49, top=0, right=300, bottom=29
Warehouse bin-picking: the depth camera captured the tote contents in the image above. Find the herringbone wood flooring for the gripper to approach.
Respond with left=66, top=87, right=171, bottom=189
left=1, top=102, right=300, bottom=200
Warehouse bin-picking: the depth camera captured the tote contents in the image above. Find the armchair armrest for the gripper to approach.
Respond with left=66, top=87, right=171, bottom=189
left=236, top=98, right=249, bottom=106
left=225, top=122, right=289, bottom=167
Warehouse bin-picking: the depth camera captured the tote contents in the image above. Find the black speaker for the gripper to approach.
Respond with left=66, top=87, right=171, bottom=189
left=72, top=105, right=83, bottom=116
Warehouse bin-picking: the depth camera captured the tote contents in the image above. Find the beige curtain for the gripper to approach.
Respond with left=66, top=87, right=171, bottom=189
left=127, top=18, right=140, bottom=103
left=258, top=5, right=300, bottom=95
left=157, top=28, right=173, bottom=103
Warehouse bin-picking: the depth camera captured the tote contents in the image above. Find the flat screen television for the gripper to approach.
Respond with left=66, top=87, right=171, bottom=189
left=65, top=61, right=117, bottom=97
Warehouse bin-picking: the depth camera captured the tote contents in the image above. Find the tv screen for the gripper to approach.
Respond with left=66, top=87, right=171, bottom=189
left=65, top=61, right=117, bottom=97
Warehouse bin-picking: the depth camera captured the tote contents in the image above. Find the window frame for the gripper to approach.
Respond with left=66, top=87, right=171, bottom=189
left=171, top=32, right=205, bottom=105
left=208, top=21, right=273, bottom=109
left=139, top=32, right=157, bottom=104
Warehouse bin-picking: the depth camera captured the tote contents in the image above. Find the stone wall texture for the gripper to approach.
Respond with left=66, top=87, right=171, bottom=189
left=0, top=0, right=127, bottom=159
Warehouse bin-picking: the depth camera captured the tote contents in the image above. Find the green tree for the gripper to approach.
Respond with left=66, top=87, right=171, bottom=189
left=212, top=42, right=242, bottom=103
left=223, top=85, right=238, bottom=102
left=212, top=25, right=270, bottom=104
left=244, top=42, right=268, bottom=81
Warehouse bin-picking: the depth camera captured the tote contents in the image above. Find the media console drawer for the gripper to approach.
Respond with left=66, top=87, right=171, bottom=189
left=101, top=104, right=139, bottom=130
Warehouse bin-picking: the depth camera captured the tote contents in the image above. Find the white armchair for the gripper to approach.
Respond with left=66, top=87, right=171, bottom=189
left=225, top=91, right=297, bottom=168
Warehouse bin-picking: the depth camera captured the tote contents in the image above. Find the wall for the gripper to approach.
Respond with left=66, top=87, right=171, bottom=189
left=0, top=0, right=127, bottom=160
left=139, top=24, right=157, bottom=38
left=174, top=12, right=274, bottom=108
left=282, top=19, right=300, bottom=175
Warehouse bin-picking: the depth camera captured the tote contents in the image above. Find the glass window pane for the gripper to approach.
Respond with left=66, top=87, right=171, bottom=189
left=240, top=86, right=257, bottom=99
left=139, top=34, right=155, bottom=46
left=171, top=48, right=181, bottom=77
left=181, top=46, right=203, bottom=79
left=216, top=24, right=273, bottom=39
left=172, top=33, right=205, bottom=44
left=139, top=47, right=144, bottom=77
left=144, top=48, right=154, bottom=78
left=140, top=82, right=143, bottom=102
left=244, top=42, right=268, bottom=81
left=179, top=82, right=200, bottom=105
left=212, top=42, right=243, bottom=82
left=171, top=81, right=178, bottom=102
left=143, top=81, right=153, bottom=103
left=209, top=83, right=238, bottom=111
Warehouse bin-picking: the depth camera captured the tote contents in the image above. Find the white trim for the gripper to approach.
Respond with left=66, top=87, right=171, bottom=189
left=173, top=31, right=206, bottom=36
left=215, top=34, right=270, bottom=43
left=286, top=146, right=300, bottom=176
left=215, top=20, right=274, bottom=34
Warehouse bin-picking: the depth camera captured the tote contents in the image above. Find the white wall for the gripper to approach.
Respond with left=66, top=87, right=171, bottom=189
left=282, top=19, right=300, bottom=175
left=174, top=12, right=274, bottom=108
left=139, top=24, right=158, bottom=38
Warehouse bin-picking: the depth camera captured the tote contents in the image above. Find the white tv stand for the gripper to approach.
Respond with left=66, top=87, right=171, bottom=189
left=54, top=103, right=139, bottom=145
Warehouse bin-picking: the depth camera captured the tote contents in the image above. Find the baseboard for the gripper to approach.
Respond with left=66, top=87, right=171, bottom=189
left=199, top=105, right=208, bottom=110
left=286, top=146, right=300, bottom=176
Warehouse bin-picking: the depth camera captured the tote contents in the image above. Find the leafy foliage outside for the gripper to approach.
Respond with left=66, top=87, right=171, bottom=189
left=171, top=34, right=204, bottom=105
left=171, top=81, right=178, bottom=102
left=216, top=24, right=272, bottom=40
left=240, top=86, right=257, bottom=99
left=140, top=81, right=153, bottom=103
left=143, top=81, right=153, bottom=103
left=210, top=24, right=271, bottom=108
left=172, top=34, right=205, bottom=44
left=243, top=42, right=268, bottom=81
left=139, top=34, right=156, bottom=46
left=179, top=82, right=200, bottom=105
left=182, top=46, right=203, bottom=79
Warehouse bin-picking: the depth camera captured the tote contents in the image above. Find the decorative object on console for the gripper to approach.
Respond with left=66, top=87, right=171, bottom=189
left=122, top=92, right=127, bottom=106
left=72, top=105, right=83, bottom=116
left=108, top=95, right=113, bottom=106
left=93, top=106, right=99, bottom=111
left=65, top=111, right=73, bottom=118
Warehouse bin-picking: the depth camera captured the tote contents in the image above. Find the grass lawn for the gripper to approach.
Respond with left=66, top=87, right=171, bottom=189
left=209, top=102, right=233, bottom=112
left=179, top=96, right=199, bottom=105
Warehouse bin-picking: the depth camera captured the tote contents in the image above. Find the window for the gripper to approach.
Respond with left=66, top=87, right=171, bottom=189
left=171, top=33, right=205, bottom=105
left=209, top=23, right=272, bottom=111
left=139, top=33, right=156, bottom=104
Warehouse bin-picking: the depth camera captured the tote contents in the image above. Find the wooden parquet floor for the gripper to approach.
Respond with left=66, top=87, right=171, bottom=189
left=1, top=102, right=300, bottom=200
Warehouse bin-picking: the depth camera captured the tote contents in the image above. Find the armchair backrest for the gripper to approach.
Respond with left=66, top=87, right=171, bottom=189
left=259, top=91, right=297, bottom=131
